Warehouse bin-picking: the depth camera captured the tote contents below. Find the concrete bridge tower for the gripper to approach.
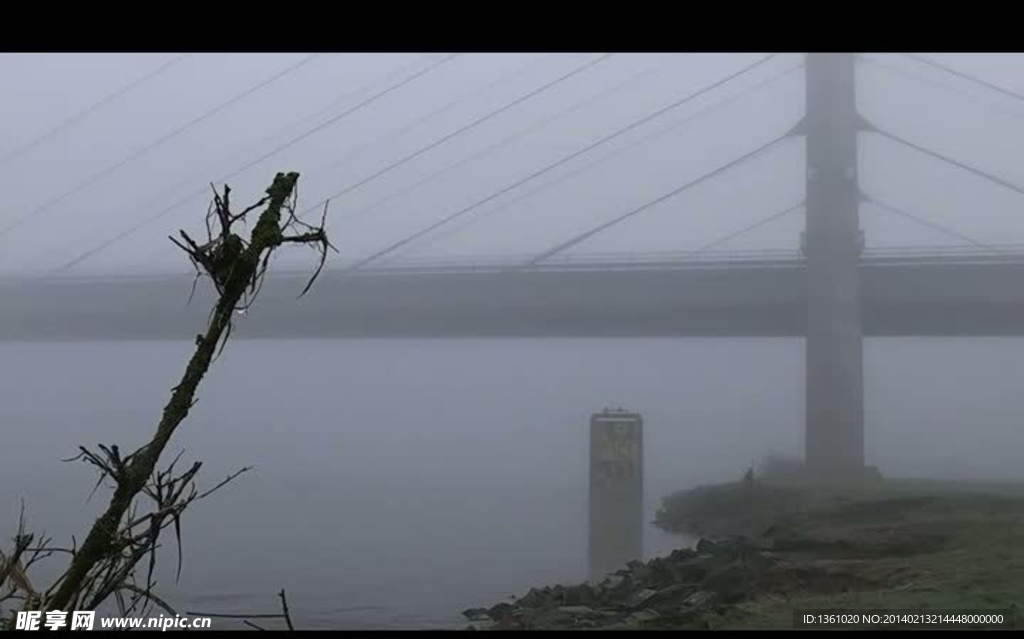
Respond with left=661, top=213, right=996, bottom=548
left=803, top=52, right=865, bottom=480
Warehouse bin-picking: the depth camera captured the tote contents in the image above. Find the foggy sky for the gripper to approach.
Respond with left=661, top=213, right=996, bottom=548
left=2, top=52, right=1024, bottom=276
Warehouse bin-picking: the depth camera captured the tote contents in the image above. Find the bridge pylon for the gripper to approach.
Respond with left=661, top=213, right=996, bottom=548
left=803, top=52, right=865, bottom=481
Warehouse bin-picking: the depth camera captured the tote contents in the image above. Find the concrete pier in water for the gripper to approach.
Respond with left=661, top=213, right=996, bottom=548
left=588, top=408, right=643, bottom=581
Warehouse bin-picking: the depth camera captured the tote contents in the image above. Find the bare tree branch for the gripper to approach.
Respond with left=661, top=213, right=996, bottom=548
left=0, top=171, right=330, bottom=624
left=279, top=588, right=295, bottom=631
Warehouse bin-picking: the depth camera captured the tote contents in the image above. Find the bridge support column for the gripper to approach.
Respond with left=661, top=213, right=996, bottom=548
left=588, top=408, right=643, bottom=581
left=804, top=53, right=865, bottom=481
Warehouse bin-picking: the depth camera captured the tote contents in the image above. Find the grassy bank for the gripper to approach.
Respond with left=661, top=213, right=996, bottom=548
left=653, top=478, right=1024, bottom=629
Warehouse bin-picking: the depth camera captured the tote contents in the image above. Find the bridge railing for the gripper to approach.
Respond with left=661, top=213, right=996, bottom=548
left=356, top=248, right=806, bottom=273
left=342, top=244, right=1024, bottom=274
left=15, top=244, right=1024, bottom=285
left=860, top=244, right=1024, bottom=266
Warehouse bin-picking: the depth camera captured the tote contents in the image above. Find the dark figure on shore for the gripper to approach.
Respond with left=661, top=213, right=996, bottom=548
left=743, top=466, right=755, bottom=493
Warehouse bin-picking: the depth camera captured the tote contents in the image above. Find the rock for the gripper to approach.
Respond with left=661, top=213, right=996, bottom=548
left=556, top=605, right=598, bottom=618
left=486, top=602, right=515, bottom=621
left=637, top=588, right=658, bottom=603
left=603, top=574, right=635, bottom=601
left=683, top=590, right=715, bottom=607
left=703, top=563, right=754, bottom=604
left=647, top=557, right=672, bottom=583
left=670, top=558, right=710, bottom=582
left=599, top=574, right=624, bottom=592
left=518, top=608, right=550, bottom=630
left=562, top=584, right=598, bottom=606
left=462, top=607, right=491, bottom=622
left=642, top=583, right=693, bottom=608
left=518, top=587, right=546, bottom=608
left=531, top=607, right=583, bottom=630
left=628, top=561, right=653, bottom=584
left=627, top=608, right=661, bottom=625
left=466, top=526, right=787, bottom=629
left=670, top=547, right=698, bottom=559
left=621, top=588, right=658, bottom=609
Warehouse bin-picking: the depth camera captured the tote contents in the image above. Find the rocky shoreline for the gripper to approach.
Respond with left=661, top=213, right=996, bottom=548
left=463, top=478, right=1024, bottom=630
left=461, top=536, right=778, bottom=630
left=460, top=476, right=1024, bottom=631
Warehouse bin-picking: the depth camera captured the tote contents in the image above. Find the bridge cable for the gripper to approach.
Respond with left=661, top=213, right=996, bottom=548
left=867, top=124, right=1024, bottom=198
left=188, top=54, right=445, bottom=177
left=900, top=53, right=1024, bottom=107
left=0, top=53, right=323, bottom=238
left=689, top=200, right=805, bottom=256
left=52, top=53, right=598, bottom=273
left=50, top=53, right=462, bottom=275
left=0, top=54, right=191, bottom=167
left=305, top=53, right=561, bottom=183
left=183, top=54, right=551, bottom=219
left=63, top=54, right=443, bottom=242
left=398, top=61, right=806, bottom=260
left=256, top=54, right=444, bottom=151
left=858, top=54, right=1024, bottom=123
left=528, top=131, right=794, bottom=266
left=318, top=55, right=679, bottom=229
left=270, top=52, right=616, bottom=228
left=42, top=55, right=444, bottom=277
left=175, top=54, right=557, bottom=219
left=861, top=194, right=1005, bottom=254
left=347, top=54, right=783, bottom=270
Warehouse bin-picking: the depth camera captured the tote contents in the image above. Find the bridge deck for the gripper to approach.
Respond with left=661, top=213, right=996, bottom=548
left=2, top=254, right=1024, bottom=340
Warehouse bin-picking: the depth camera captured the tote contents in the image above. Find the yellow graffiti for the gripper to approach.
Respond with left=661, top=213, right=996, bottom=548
left=599, top=425, right=636, bottom=461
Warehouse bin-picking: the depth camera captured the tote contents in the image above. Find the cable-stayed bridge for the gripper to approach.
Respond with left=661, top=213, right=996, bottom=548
left=2, top=52, right=1024, bottom=480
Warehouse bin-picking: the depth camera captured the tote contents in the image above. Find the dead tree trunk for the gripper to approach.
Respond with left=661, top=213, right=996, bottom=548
left=41, top=171, right=331, bottom=614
